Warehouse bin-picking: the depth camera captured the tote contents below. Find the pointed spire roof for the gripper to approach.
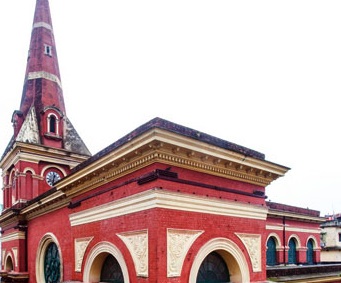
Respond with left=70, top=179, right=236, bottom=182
left=1, top=0, right=91, bottom=158
left=20, top=0, right=65, bottom=117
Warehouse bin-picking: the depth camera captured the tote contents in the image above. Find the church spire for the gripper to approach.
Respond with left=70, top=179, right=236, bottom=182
left=20, top=0, right=65, bottom=118
left=7, top=0, right=91, bottom=156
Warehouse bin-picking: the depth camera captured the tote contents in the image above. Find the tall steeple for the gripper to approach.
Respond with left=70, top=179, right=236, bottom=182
left=9, top=0, right=90, bottom=156
left=20, top=0, right=65, bottom=118
left=0, top=0, right=91, bottom=211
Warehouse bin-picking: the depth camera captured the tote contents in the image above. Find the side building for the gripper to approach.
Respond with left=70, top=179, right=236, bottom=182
left=266, top=202, right=324, bottom=266
left=321, top=213, right=341, bottom=263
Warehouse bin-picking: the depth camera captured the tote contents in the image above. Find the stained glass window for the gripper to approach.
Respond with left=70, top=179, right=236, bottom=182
left=196, top=252, right=230, bottom=283
left=44, top=242, right=60, bottom=283
left=100, top=254, right=124, bottom=283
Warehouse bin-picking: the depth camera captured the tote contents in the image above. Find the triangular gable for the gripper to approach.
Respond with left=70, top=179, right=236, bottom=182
left=16, top=106, right=40, bottom=144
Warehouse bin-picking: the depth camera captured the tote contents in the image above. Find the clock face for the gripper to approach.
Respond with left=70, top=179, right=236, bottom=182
left=46, top=171, right=61, bottom=186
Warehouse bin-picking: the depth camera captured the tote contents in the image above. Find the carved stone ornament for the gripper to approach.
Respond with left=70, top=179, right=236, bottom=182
left=236, top=233, right=261, bottom=272
left=117, top=230, right=148, bottom=277
left=74, top=237, right=93, bottom=272
left=16, top=106, right=40, bottom=144
left=11, top=248, right=18, bottom=267
left=167, top=228, right=203, bottom=277
left=2, top=249, right=6, bottom=266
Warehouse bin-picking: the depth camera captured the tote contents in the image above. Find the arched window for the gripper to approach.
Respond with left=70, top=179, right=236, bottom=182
left=44, top=242, right=61, bottom=283
left=36, top=234, right=63, bottom=283
left=5, top=255, right=14, bottom=272
left=100, top=254, right=124, bottom=283
left=49, top=115, right=56, bottom=133
left=25, top=170, right=33, bottom=200
left=266, top=237, right=277, bottom=266
left=288, top=238, right=297, bottom=264
left=306, top=239, right=314, bottom=265
left=196, top=252, right=230, bottom=283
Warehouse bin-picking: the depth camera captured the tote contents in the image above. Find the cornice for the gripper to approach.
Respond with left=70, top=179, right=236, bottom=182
left=0, top=210, right=20, bottom=228
left=1, top=231, right=26, bottom=243
left=69, top=188, right=269, bottom=227
left=58, top=128, right=289, bottom=198
left=267, top=209, right=326, bottom=223
left=20, top=190, right=69, bottom=221
left=0, top=142, right=89, bottom=172
left=266, top=224, right=321, bottom=234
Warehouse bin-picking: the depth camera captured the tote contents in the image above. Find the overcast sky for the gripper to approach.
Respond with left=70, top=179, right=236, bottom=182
left=1, top=1, right=340, bottom=216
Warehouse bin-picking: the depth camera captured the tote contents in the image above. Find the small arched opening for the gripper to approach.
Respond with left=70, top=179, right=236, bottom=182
left=5, top=255, right=14, bottom=272
left=288, top=238, right=298, bottom=265
left=306, top=238, right=314, bottom=265
left=266, top=236, right=277, bottom=266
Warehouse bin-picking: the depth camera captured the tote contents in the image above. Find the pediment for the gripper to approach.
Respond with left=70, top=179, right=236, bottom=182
left=16, top=107, right=40, bottom=144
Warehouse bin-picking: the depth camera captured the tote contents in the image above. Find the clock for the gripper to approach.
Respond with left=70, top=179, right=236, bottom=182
left=46, top=171, right=61, bottom=186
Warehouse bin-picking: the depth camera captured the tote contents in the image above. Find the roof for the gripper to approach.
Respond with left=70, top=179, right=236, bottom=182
left=73, top=117, right=266, bottom=173
left=267, top=201, right=321, bottom=217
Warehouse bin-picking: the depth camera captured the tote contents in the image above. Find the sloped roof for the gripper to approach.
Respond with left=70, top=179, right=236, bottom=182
left=73, top=117, right=266, bottom=173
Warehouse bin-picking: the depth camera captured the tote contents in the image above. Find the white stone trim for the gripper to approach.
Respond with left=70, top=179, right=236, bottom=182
left=266, top=232, right=282, bottom=249
left=16, top=106, right=40, bottom=144
left=288, top=234, right=302, bottom=248
left=69, top=189, right=268, bottom=227
left=167, top=228, right=203, bottom=277
left=12, top=248, right=18, bottom=267
left=74, top=237, right=93, bottom=272
left=266, top=224, right=321, bottom=234
left=236, top=233, right=261, bottom=272
left=33, top=22, right=52, bottom=31
left=83, top=241, right=129, bottom=283
left=36, top=233, right=63, bottom=283
left=27, top=71, right=62, bottom=88
left=1, top=231, right=26, bottom=243
left=188, top=237, right=250, bottom=283
left=2, top=249, right=6, bottom=266
left=117, top=230, right=148, bottom=277
left=306, top=235, right=319, bottom=249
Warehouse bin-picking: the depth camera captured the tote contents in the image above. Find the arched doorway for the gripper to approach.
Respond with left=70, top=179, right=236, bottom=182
left=83, top=242, right=129, bottom=283
left=189, top=238, right=250, bottom=283
left=288, top=238, right=297, bottom=264
left=266, top=237, right=277, bottom=266
left=196, top=252, right=230, bottom=283
left=5, top=255, right=14, bottom=272
left=100, top=254, right=124, bottom=283
left=306, top=239, right=314, bottom=265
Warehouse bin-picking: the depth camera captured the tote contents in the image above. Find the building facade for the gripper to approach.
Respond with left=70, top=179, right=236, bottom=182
left=265, top=202, right=323, bottom=267
left=321, top=214, right=341, bottom=263
left=0, top=1, right=325, bottom=283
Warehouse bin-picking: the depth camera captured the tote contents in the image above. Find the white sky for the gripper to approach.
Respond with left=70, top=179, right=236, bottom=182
left=0, top=1, right=340, bottom=216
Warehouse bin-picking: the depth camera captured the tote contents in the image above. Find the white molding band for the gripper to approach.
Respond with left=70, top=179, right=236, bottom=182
left=33, top=22, right=52, bottom=31
left=27, top=71, right=62, bottom=88
left=1, top=231, right=26, bottom=243
left=266, top=224, right=321, bottom=234
left=69, top=189, right=268, bottom=227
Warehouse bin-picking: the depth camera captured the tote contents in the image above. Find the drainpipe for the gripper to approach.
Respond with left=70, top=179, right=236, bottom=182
left=283, top=216, right=286, bottom=265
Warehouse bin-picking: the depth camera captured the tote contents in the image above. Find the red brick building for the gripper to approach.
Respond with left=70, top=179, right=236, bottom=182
left=265, top=202, right=323, bottom=267
left=0, top=1, right=324, bottom=283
